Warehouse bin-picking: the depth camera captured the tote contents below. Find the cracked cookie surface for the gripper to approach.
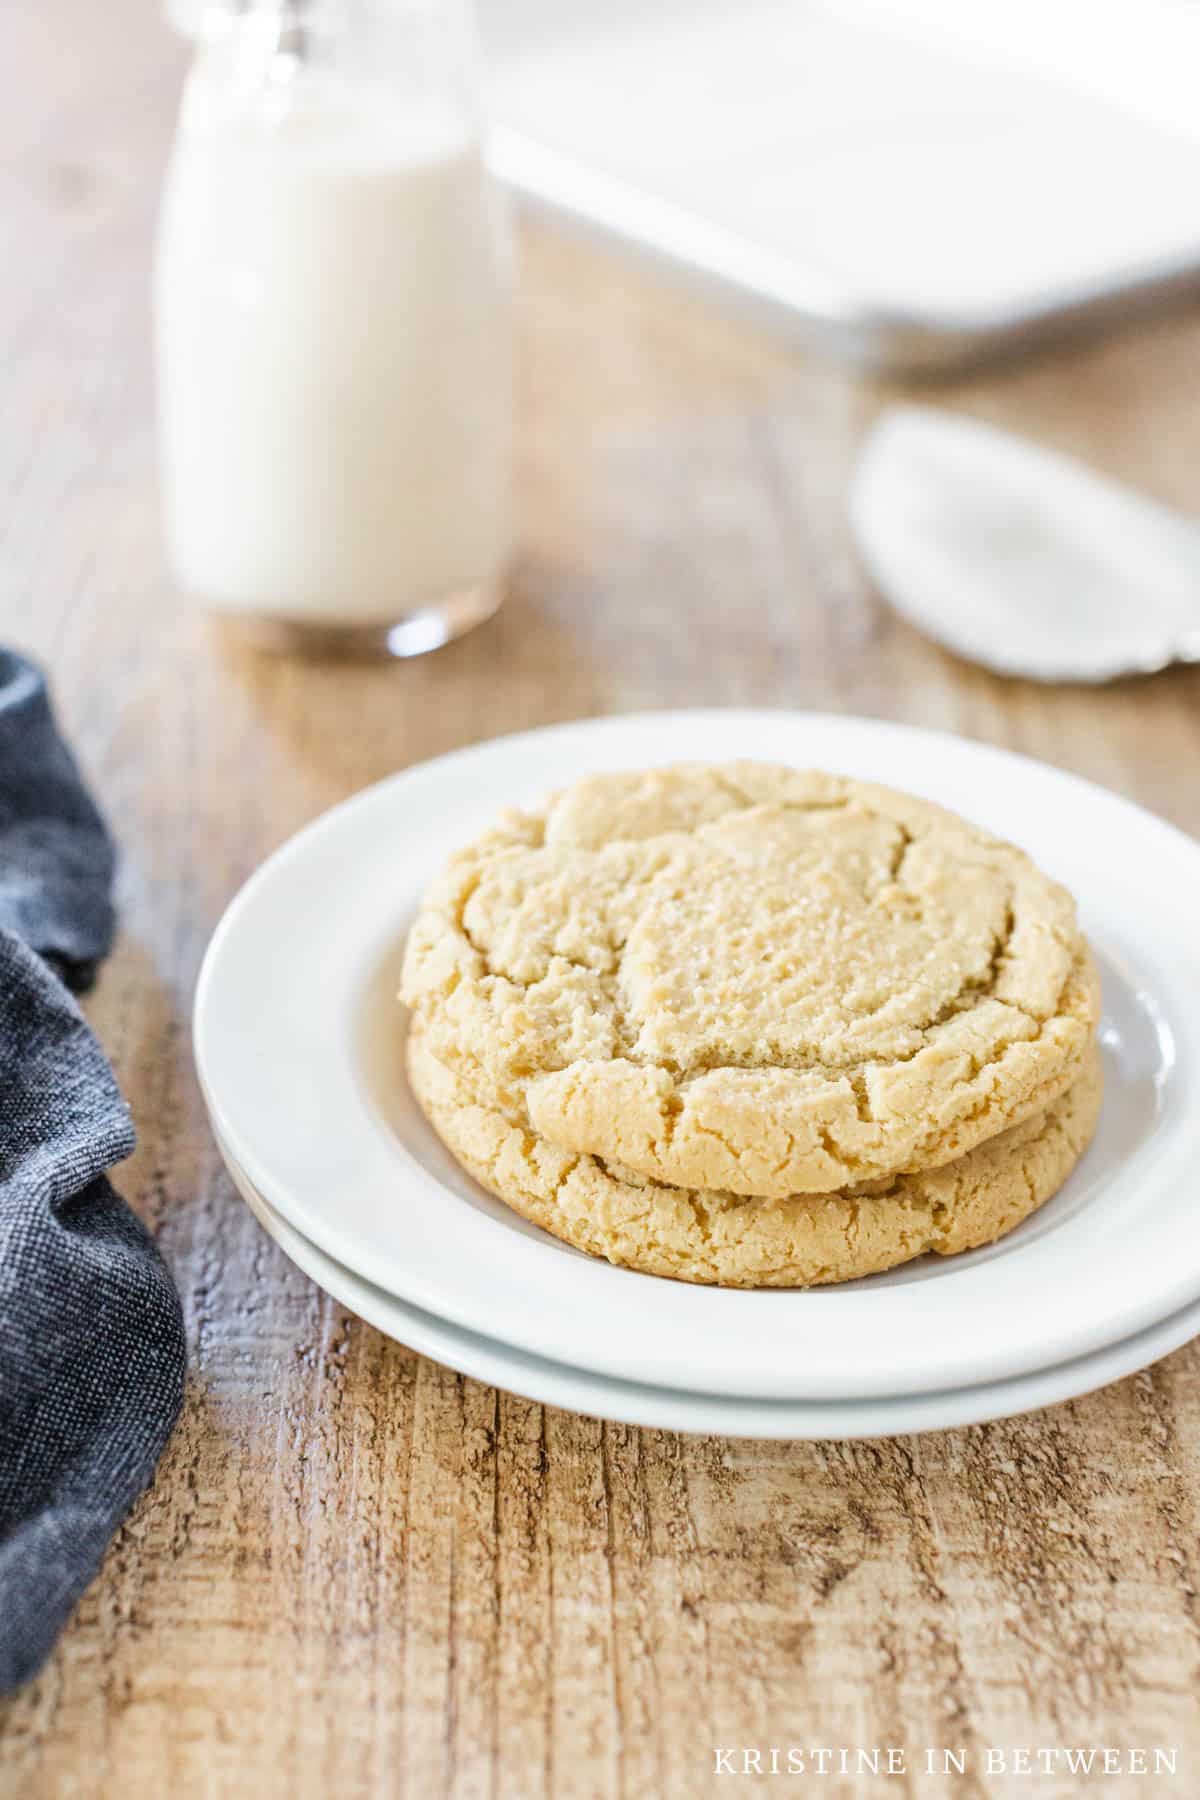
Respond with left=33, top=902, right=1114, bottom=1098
left=401, top=763, right=1099, bottom=1196
left=407, top=1026, right=1103, bottom=1287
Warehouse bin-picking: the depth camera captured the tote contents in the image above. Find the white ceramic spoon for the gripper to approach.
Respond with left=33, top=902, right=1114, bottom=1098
left=849, top=406, right=1200, bottom=681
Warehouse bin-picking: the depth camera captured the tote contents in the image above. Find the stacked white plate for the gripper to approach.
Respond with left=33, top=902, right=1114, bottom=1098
left=194, top=713, right=1200, bottom=1439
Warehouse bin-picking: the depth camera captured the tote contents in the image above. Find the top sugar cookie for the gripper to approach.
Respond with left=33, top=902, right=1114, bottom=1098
left=400, top=763, right=1099, bottom=1197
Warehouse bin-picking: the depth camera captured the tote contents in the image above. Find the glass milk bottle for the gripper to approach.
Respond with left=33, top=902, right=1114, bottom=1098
left=157, top=0, right=513, bottom=656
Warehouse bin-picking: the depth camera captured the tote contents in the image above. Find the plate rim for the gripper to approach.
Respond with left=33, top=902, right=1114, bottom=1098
left=223, top=1130, right=1200, bottom=1441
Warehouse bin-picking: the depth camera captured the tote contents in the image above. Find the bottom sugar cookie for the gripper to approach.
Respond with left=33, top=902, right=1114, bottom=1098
left=407, top=1027, right=1103, bottom=1289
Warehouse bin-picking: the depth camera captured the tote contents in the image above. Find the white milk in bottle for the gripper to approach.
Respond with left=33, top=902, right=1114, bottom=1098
left=156, top=1, right=513, bottom=654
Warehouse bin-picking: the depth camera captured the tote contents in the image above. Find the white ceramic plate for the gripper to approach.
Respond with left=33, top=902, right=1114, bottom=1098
left=480, top=0, right=1200, bottom=371
left=194, top=712, right=1199, bottom=1402
left=219, top=1128, right=1200, bottom=1440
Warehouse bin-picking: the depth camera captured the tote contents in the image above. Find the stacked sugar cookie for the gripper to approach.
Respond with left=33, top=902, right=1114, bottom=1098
left=400, top=764, right=1102, bottom=1288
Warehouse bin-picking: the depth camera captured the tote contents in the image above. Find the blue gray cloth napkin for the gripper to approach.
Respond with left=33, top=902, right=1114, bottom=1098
left=0, top=650, right=185, bottom=1693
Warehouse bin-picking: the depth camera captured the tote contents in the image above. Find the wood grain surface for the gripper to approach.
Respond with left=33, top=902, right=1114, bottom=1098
left=3, top=5, right=1200, bottom=1796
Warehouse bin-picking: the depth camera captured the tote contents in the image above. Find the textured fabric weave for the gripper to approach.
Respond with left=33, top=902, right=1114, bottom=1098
left=0, top=649, right=185, bottom=1693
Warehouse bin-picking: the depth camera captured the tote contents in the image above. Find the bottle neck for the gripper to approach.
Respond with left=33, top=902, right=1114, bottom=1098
left=173, top=0, right=483, bottom=148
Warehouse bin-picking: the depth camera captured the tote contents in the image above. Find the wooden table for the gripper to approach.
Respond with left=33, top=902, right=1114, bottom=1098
left=5, top=5, right=1200, bottom=1795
